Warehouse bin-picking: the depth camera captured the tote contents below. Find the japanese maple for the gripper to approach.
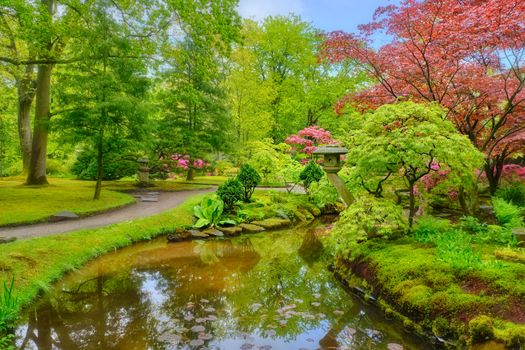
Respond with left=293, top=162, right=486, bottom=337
left=321, top=0, right=525, bottom=193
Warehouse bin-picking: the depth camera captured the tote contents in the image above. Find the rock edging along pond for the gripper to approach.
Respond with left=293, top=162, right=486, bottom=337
left=332, top=245, right=525, bottom=350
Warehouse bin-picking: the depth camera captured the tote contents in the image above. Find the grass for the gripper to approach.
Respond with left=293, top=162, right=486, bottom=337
left=0, top=192, right=206, bottom=317
left=0, top=177, right=209, bottom=227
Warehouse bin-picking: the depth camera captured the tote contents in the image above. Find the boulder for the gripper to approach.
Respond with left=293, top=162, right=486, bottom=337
left=219, top=226, right=242, bottom=236
left=49, top=210, right=79, bottom=222
left=203, top=228, right=224, bottom=237
left=512, top=227, right=525, bottom=245
left=190, top=230, right=209, bottom=239
left=239, top=223, right=265, bottom=233
left=0, top=236, right=16, bottom=244
left=251, top=217, right=291, bottom=230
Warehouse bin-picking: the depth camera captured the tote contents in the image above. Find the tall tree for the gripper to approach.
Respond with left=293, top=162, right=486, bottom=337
left=55, top=4, right=149, bottom=199
left=321, top=0, right=525, bottom=193
left=226, top=16, right=364, bottom=145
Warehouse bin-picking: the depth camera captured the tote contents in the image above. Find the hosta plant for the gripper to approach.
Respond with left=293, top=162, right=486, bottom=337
left=192, top=197, right=236, bottom=229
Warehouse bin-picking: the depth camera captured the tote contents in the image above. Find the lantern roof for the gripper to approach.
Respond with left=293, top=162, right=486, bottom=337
left=313, top=145, right=348, bottom=155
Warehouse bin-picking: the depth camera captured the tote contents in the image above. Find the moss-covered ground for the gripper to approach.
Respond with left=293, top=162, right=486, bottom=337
left=334, top=238, right=525, bottom=348
left=0, top=177, right=208, bottom=226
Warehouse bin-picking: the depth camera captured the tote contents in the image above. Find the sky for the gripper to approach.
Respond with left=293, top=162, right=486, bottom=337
left=237, top=0, right=399, bottom=45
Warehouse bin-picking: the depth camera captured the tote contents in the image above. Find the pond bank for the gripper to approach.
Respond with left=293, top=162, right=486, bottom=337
left=332, top=238, right=525, bottom=349
left=0, top=190, right=325, bottom=342
left=13, top=222, right=429, bottom=350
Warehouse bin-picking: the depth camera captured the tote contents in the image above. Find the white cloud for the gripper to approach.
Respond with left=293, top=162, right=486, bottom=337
left=237, top=0, right=304, bottom=21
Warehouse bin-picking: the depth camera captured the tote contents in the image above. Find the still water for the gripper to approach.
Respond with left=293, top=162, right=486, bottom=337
left=15, top=223, right=428, bottom=350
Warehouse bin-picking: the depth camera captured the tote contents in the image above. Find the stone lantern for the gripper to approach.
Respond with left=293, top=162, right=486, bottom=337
left=313, top=145, right=348, bottom=173
left=313, top=145, right=354, bottom=206
left=137, top=157, right=150, bottom=186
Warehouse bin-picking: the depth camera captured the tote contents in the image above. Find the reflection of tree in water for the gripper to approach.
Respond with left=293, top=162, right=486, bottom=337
left=15, top=231, right=416, bottom=350
left=298, top=228, right=324, bottom=265
left=18, top=268, right=159, bottom=350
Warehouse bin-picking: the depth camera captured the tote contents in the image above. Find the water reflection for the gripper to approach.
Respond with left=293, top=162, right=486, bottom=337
left=16, top=224, right=426, bottom=350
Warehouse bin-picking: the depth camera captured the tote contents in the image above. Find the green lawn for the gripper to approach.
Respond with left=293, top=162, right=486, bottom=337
left=0, top=177, right=208, bottom=227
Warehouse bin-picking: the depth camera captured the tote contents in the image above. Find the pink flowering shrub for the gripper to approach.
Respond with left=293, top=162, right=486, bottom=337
left=170, top=154, right=208, bottom=171
left=502, top=164, right=525, bottom=180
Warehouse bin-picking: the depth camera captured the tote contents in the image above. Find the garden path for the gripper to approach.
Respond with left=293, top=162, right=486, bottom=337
left=0, top=188, right=214, bottom=240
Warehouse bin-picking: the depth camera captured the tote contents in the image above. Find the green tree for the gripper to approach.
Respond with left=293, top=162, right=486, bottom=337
left=345, top=102, right=484, bottom=227
left=55, top=7, right=149, bottom=199
left=237, top=164, right=261, bottom=202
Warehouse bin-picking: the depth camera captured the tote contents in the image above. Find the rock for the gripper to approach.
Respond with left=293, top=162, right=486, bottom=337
left=512, top=227, right=525, bottom=245
left=177, top=228, right=192, bottom=239
left=239, top=223, right=265, bottom=233
left=219, top=226, right=242, bottom=236
left=251, top=217, right=291, bottom=229
left=190, top=231, right=209, bottom=239
left=0, top=236, right=16, bottom=244
left=309, top=207, right=322, bottom=217
left=477, top=205, right=497, bottom=224
left=140, top=196, right=158, bottom=202
left=203, top=228, right=224, bottom=237
left=49, top=210, right=79, bottom=222
left=167, top=234, right=182, bottom=242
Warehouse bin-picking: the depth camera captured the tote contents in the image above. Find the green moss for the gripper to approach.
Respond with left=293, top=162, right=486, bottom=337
left=335, top=235, right=525, bottom=347
left=469, top=315, right=494, bottom=343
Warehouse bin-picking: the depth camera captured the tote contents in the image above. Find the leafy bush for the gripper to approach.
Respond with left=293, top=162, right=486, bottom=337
left=71, top=148, right=137, bottom=180
left=192, top=197, right=235, bottom=228
left=217, top=179, right=243, bottom=211
left=237, top=164, right=261, bottom=202
left=496, top=182, right=525, bottom=207
left=459, top=216, right=487, bottom=235
left=309, top=177, right=340, bottom=207
left=331, top=196, right=408, bottom=256
left=475, top=225, right=517, bottom=246
left=493, top=197, right=523, bottom=227
left=299, top=160, right=324, bottom=192
left=0, top=276, right=18, bottom=349
left=434, top=230, right=483, bottom=271
left=413, top=216, right=451, bottom=243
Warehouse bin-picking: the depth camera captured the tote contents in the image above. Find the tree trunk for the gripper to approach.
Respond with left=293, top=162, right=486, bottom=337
left=17, top=65, right=35, bottom=174
left=26, top=0, right=55, bottom=185
left=94, top=134, right=104, bottom=200
left=408, top=182, right=416, bottom=229
left=485, top=159, right=503, bottom=195
left=26, top=63, right=53, bottom=185
left=186, top=167, right=194, bottom=181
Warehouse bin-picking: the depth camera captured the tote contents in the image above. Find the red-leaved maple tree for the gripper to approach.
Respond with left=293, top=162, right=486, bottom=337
left=321, top=0, right=525, bottom=193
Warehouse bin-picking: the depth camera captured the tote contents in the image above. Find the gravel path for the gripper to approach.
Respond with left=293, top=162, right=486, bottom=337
left=0, top=188, right=214, bottom=240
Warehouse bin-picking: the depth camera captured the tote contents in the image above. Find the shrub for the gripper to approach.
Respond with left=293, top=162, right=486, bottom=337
left=331, top=196, right=408, bottom=257
left=459, top=216, right=487, bottom=235
left=496, top=182, right=525, bottom=207
left=299, top=160, right=324, bottom=192
left=237, top=164, right=261, bottom=202
left=71, top=148, right=137, bottom=180
left=192, top=196, right=235, bottom=228
left=217, top=179, right=243, bottom=211
left=493, top=197, right=523, bottom=227
left=309, top=177, right=340, bottom=208
left=413, top=216, right=451, bottom=243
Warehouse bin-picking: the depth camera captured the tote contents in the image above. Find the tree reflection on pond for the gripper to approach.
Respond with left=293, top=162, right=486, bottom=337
left=16, top=224, right=425, bottom=350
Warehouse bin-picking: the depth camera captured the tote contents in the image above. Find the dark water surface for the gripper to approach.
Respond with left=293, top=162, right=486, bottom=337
left=15, top=224, right=428, bottom=350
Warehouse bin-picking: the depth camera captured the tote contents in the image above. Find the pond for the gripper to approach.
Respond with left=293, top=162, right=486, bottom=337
left=15, top=222, right=428, bottom=350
